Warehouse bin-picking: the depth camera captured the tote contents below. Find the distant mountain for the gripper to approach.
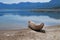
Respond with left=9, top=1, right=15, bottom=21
left=0, top=2, right=50, bottom=9
left=49, top=0, right=60, bottom=8
left=0, top=0, right=60, bottom=9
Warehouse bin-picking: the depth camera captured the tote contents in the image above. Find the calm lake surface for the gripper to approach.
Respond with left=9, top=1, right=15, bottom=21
left=0, top=10, right=60, bottom=30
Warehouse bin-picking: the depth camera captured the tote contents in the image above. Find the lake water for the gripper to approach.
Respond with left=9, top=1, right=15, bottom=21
left=0, top=10, right=60, bottom=30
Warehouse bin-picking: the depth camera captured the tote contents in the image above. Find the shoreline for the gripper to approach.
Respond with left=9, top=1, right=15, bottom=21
left=0, top=25, right=60, bottom=40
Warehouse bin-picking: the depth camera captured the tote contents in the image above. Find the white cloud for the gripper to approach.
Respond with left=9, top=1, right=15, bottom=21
left=0, top=0, right=51, bottom=4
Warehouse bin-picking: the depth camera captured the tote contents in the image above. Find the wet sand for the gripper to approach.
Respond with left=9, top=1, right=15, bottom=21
left=0, top=25, right=60, bottom=40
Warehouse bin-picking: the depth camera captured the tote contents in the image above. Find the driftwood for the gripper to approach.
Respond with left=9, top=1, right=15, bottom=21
left=28, top=21, right=44, bottom=31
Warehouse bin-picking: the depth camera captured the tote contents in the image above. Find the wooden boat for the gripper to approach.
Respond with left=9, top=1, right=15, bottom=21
left=28, top=21, right=44, bottom=31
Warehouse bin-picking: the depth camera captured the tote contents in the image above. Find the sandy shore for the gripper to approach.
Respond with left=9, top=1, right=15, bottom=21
left=0, top=25, right=60, bottom=40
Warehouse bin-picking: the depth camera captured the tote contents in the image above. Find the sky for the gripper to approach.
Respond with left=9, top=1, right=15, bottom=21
left=0, top=0, right=51, bottom=4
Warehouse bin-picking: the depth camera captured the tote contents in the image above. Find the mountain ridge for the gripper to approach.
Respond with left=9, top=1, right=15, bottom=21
left=0, top=0, right=60, bottom=9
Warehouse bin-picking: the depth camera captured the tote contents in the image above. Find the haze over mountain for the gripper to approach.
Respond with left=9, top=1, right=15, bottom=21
left=0, top=0, right=60, bottom=9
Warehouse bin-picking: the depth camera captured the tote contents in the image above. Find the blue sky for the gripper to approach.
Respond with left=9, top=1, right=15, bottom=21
left=0, top=0, right=51, bottom=4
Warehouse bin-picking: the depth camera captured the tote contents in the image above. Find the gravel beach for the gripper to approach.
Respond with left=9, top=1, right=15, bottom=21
left=0, top=25, right=60, bottom=40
